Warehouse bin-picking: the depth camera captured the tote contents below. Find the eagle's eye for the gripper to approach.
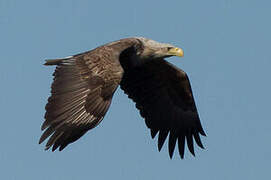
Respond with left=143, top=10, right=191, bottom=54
left=167, top=47, right=173, bottom=51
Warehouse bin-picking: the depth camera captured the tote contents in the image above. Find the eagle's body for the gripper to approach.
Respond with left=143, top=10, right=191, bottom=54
left=40, top=37, right=206, bottom=158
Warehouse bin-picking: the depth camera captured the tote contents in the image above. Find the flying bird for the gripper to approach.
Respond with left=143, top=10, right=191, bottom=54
left=39, top=37, right=206, bottom=158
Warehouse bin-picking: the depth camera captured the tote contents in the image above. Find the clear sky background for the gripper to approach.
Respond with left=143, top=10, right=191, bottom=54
left=0, top=0, right=270, bottom=179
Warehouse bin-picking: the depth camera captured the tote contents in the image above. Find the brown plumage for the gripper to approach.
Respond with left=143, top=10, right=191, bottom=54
left=40, top=37, right=206, bottom=158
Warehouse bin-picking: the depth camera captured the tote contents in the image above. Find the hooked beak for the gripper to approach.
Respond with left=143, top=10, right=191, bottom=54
left=168, top=47, right=184, bottom=57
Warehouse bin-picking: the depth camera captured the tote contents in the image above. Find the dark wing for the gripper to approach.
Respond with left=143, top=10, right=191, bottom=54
left=39, top=48, right=123, bottom=151
left=120, top=59, right=205, bottom=158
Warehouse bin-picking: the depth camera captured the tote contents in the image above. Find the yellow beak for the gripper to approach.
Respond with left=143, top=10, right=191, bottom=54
left=168, top=47, right=184, bottom=57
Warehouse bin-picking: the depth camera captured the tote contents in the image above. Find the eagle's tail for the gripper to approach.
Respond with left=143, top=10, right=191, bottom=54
left=44, top=56, right=73, bottom=66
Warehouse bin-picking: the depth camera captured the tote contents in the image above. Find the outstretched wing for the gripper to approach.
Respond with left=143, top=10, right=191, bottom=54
left=120, top=59, right=206, bottom=158
left=40, top=48, right=123, bottom=151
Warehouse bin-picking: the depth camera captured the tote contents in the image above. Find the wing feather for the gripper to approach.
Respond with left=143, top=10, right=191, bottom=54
left=40, top=47, right=123, bottom=151
left=120, top=59, right=205, bottom=158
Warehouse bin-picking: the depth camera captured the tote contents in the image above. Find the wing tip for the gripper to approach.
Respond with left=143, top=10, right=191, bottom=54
left=157, top=130, right=169, bottom=152
left=44, top=59, right=63, bottom=66
left=44, top=56, right=74, bottom=66
left=44, top=146, right=50, bottom=151
left=200, top=130, right=207, bottom=136
left=150, top=129, right=158, bottom=139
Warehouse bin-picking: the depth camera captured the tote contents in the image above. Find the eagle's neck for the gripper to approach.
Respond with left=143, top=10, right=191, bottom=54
left=107, top=38, right=141, bottom=53
left=107, top=38, right=144, bottom=70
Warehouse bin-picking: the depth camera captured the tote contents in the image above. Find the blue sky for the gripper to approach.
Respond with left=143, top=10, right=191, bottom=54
left=1, top=0, right=270, bottom=179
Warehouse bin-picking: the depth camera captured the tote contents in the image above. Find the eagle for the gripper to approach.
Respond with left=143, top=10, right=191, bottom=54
left=39, top=37, right=206, bottom=159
